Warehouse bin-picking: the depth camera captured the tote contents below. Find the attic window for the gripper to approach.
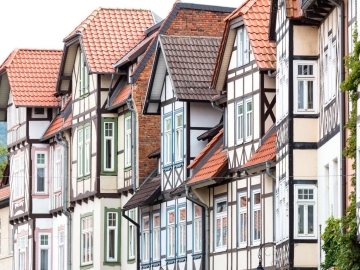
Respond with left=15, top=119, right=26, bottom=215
left=32, top=107, right=47, bottom=118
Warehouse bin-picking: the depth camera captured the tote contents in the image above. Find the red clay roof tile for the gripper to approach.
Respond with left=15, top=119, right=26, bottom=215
left=241, top=131, right=276, bottom=170
left=62, top=113, right=72, bottom=130
left=286, top=0, right=303, bottom=18
left=111, top=84, right=131, bottom=108
left=65, top=8, right=154, bottom=73
left=0, top=186, right=10, bottom=200
left=42, top=112, right=72, bottom=140
left=0, top=49, right=62, bottom=107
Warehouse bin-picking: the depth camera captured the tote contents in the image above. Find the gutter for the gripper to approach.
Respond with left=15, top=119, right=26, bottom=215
left=329, top=0, right=345, bottom=218
left=266, top=161, right=276, bottom=181
left=185, top=185, right=209, bottom=270
left=126, top=96, right=137, bottom=192
left=122, top=210, right=140, bottom=270
left=55, top=133, right=71, bottom=270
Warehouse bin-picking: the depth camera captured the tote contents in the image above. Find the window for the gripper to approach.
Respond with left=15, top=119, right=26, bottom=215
left=237, top=26, right=251, bottom=67
left=142, top=216, right=150, bottom=263
left=193, top=205, right=202, bottom=254
left=84, top=126, right=91, bottom=175
left=277, top=58, right=289, bottom=121
left=295, top=62, right=317, bottom=113
left=79, top=49, right=89, bottom=97
left=214, top=198, right=227, bottom=251
left=252, top=190, right=261, bottom=245
left=59, top=231, right=64, bottom=270
left=39, top=234, right=50, bottom=270
left=153, top=213, right=161, bottom=261
left=236, top=98, right=253, bottom=144
left=36, top=152, right=46, bottom=193
left=32, top=107, right=47, bottom=118
left=164, top=116, right=172, bottom=166
left=295, top=185, right=317, bottom=238
left=167, top=209, right=175, bottom=258
left=81, top=215, right=93, bottom=265
left=174, top=113, right=183, bottom=163
left=54, top=148, right=61, bottom=191
left=106, top=212, right=118, bottom=261
left=13, top=155, right=24, bottom=199
left=178, top=207, right=186, bottom=257
left=324, top=36, right=337, bottom=104
left=101, top=118, right=117, bottom=175
left=18, top=236, right=26, bottom=270
left=124, top=115, right=132, bottom=168
left=128, top=209, right=135, bottom=260
left=78, top=124, right=91, bottom=178
left=78, top=129, right=84, bottom=177
left=238, top=193, right=247, bottom=247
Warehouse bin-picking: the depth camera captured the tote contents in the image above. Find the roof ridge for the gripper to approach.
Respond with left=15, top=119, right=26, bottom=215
left=0, top=49, right=18, bottom=72
left=161, top=34, right=222, bottom=40
left=97, top=7, right=152, bottom=11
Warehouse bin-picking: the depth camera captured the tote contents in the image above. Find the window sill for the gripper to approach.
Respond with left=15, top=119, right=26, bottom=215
left=177, top=257, right=186, bottom=263
left=166, top=258, right=176, bottom=265
left=103, top=260, right=120, bottom=266
left=79, top=93, right=90, bottom=99
left=80, top=263, right=93, bottom=270
left=100, top=171, right=117, bottom=176
left=192, top=254, right=202, bottom=260
left=127, top=258, right=135, bottom=264
left=163, top=165, right=172, bottom=172
left=174, top=162, right=183, bottom=168
left=124, top=166, right=132, bottom=172
left=213, top=248, right=227, bottom=253
left=12, top=197, right=25, bottom=203
left=77, top=175, right=91, bottom=182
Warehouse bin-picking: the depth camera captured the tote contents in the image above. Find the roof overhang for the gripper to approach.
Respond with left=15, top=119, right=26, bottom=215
left=0, top=72, right=10, bottom=121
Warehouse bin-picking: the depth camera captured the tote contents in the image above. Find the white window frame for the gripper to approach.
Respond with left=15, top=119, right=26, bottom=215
left=59, top=230, right=64, bottom=270
left=104, top=121, right=114, bottom=171
left=294, top=61, right=317, bottom=113
left=35, top=152, right=47, bottom=194
left=163, top=116, right=172, bottom=167
left=236, top=101, right=244, bottom=144
left=152, top=213, right=161, bottom=261
left=251, top=189, right=261, bottom=246
left=13, top=155, right=24, bottom=199
left=237, top=26, right=251, bottom=67
left=142, top=215, right=150, bottom=263
left=79, top=49, right=89, bottom=97
left=236, top=97, right=253, bottom=144
left=167, top=209, right=175, bottom=258
left=238, top=192, right=247, bottom=248
left=18, top=236, right=27, bottom=270
left=214, top=197, right=227, bottom=252
left=174, top=112, right=183, bottom=163
left=245, top=99, right=253, bottom=141
left=84, top=126, right=91, bottom=175
left=106, top=212, right=118, bottom=262
left=54, top=148, right=61, bottom=191
left=38, top=233, right=50, bottom=270
left=78, top=129, right=84, bottom=177
left=32, top=107, right=47, bottom=118
left=124, top=116, right=132, bottom=168
left=295, top=185, right=317, bottom=239
left=81, top=216, right=93, bottom=265
left=193, top=205, right=202, bottom=254
left=178, top=206, right=186, bottom=257
left=128, top=209, right=136, bottom=260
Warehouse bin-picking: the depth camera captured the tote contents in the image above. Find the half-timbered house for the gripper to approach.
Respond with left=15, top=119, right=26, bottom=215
left=0, top=49, right=62, bottom=270
left=123, top=4, right=234, bottom=270
left=269, top=0, right=348, bottom=267
left=54, top=7, right=157, bottom=269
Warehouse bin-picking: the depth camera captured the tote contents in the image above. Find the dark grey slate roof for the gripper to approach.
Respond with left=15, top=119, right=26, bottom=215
left=148, top=148, right=161, bottom=159
left=197, top=122, right=223, bottom=141
left=160, top=35, right=221, bottom=101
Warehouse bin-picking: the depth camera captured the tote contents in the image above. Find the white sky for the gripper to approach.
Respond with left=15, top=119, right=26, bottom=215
left=0, top=0, right=241, bottom=64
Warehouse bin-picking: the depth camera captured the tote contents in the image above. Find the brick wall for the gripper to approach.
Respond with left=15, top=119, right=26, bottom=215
left=134, top=7, right=230, bottom=184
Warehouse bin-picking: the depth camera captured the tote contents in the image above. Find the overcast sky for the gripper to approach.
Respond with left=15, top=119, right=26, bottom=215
left=0, top=0, right=241, bottom=64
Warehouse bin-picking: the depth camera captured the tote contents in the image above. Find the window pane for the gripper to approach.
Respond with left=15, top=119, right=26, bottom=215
left=307, top=81, right=313, bottom=109
left=165, top=118, right=171, bottom=131
left=254, top=210, right=261, bottom=240
left=40, top=249, right=48, bottom=270
left=223, top=217, right=227, bottom=246
left=240, top=213, right=247, bottom=242
left=298, top=81, right=304, bottom=109
left=105, top=139, right=112, bottom=169
left=144, top=217, right=149, bottom=229
left=217, top=201, right=227, bottom=213
left=168, top=211, right=175, bottom=224
left=298, top=65, right=303, bottom=75
left=298, top=205, right=304, bottom=234
left=37, top=168, right=45, bottom=192
left=179, top=208, right=186, bottom=221
left=195, top=205, right=202, bottom=218
left=308, top=205, right=314, bottom=234
left=108, top=229, right=115, bottom=259
left=216, top=218, right=221, bottom=247
left=241, top=196, right=247, bottom=207
left=37, top=154, right=45, bottom=164
left=254, top=193, right=260, bottom=205
left=176, top=114, right=182, bottom=127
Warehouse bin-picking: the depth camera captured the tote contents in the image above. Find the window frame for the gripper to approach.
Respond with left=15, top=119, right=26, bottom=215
left=236, top=97, right=253, bottom=145
left=236, top=26, right=251, bottom=67
left=18, top=236, right=27, bottom=270
left=38, top=233, right=50, bottom=270
left=124, top=114, right=132, bottom=169
left=193, top=204, right=202, bottom=254
left=142, top=215, right=150, bottom=263
left=152, top=212, right=161, bottom=262
left=35, top=151, right=47, bottom=194
left=294, top=185, right=317, bottom=239
left=174, top=111, right=184, bottom=164
left=166, top=207, right=176, bottom=259
left=32, top=107, right=47, bottom=118
left=245, top=99, right=253, bottom=141
left=128, top=209, right=136, bottom=261
left=294, top=61, right=317, bottom=113
left=238, top=192, right=247, bottom=248
left=103, top=208, right=121, bottom=266
left=177, top=204, right=186, bottom=258
left=59, top=230, right=65, bottom=270
left=163, top=114, right=172, bottom=168
left=79, top=48, right=89, bottom=98
left=81, top=213, right=93, bottom=266
left=13, top=155, right=24, bottom=199
left=236, top=101, right=244, bottom=144
left=78, top=123, right=91, bottom=179
left=214, top=197, right=227, bottom=252
left=101, top=118, right=117, bottom=175
left=251, top=189, right=261, bottom=246
left=54, top=147, right=62, bottom=191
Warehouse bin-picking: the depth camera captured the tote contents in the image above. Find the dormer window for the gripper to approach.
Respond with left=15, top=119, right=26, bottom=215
left=79, top=49, right=89, bottom=97
left=237, top=26, right=251, bottom=67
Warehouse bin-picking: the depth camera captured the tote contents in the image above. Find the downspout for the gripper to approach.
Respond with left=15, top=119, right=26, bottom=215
left=267, top=70, right=276, bottom=78
left=329, top=0, right=345, bottom=218
left=122, top=210, right=140, bottom=270
left=266, top=161, right=276, bottom=181
left=211, top=101, right=227, bottom=149
left=126, top=96, right=137, bottom=192
left=55, top=133, right=71, bottom=270
left=185, top=185, right=209, bottom=270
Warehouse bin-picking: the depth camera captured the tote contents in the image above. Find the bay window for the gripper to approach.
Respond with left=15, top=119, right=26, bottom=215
left=101, top=118, right=117, bottom=175
left=252, top=190, right=261, bottom=245
left=238, top=192, right=247, bottom=247
left=35, top=152, right=46, bottom=193
left=295, top=185, right=317, bottom=238
left=78, top=124, right=91, bottom=178
left=39, top=234, right=50, bottom=270
left=214, top=197, right=227, bottom=251
left=295, top=62, right=317, bottom=113
left=164, top=116, right=172, bottom=167
left=175, top=113, right=183, bottom=163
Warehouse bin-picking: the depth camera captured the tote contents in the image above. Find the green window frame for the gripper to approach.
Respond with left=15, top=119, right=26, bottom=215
left=80, top=212, right=93, bottom=269
left=101, top=118, right=118, bottom=175
left=79, top=48, right=89, bottom=98
left=103, top=207, right=121, bottom=266
left=124, top=112, right=132, bottom=170
left=77, top=123, right=91, bottom=180
left=127, top=209, right=136, bottom=263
